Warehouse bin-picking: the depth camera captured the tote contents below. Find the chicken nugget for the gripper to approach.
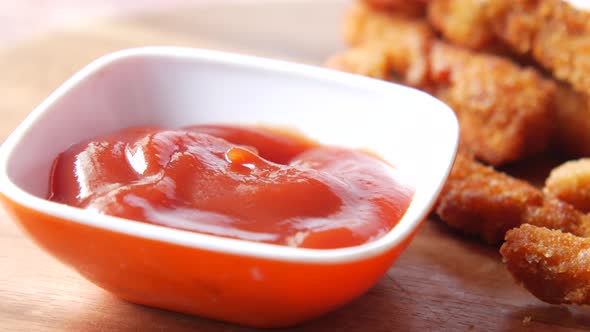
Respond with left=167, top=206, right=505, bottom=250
left=430, top=42, right=556, bottom=165
left=436, top=153, right=590, bottom=243
left=492, top=0, right=590, bottom=94
left=501, top=224, right=590, bottom=305
left=325, top=44, right=393, bottom=80
left=426, top=0, right=590, bottom=94
left=338, top=3, right=556, bottom=165
left=553, top=84, right=590, bottom=157
left=544, top=158, right=590, bottom=213
left=343, top=2, right=433, bottom=86
left=427, top=0, right=496, bottom=49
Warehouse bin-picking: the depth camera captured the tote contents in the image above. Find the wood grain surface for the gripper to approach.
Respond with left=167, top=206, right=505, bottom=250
left=1, top=1, right=590, bottom=331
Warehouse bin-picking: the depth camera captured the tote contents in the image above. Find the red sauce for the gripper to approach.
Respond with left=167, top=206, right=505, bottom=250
left=48, top=125, right=413, bottom=249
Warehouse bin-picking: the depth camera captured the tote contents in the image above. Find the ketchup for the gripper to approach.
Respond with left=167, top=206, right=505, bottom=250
left=48, top=125, right=413, bottom=249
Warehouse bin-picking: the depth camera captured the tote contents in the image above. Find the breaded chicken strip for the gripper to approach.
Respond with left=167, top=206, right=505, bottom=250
left=545, top=159, right=590, bottom=213
left=490, top=0, right=590, bottom=94
left=436, top=153, right=590, bottom=243
left=501, top=224, right=590, bottom=304
left=325, top=44, right=393, bottom=80
left=343, top=3, right=433, bottom=86
left=430, top=42, right=555, bottom=165
left=553, top=84, right=590, bottom=157
left=427, top=0, right=590, bottom=94
left=427, top=0, right=496, bottom=50
left=388, top=0, right=590, bottom=157
left=339, top=0, right=590, bottom=306
left=330, top=3, right=556, bottom=165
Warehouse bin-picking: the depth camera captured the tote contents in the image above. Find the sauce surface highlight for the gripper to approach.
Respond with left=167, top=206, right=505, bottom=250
left=48, top=125, right=414, bottom=249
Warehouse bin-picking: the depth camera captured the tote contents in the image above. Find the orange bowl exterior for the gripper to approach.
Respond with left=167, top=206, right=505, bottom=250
left=0, top=194, right=415, bottom=328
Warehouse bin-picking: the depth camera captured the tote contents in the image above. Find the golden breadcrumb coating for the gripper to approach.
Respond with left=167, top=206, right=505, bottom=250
left=325, top=44, right=393, bottom=80
left=430, top=42, right=555, bottom=165
left=426, top=0, right=590, bottom=95
left=331, top=3, right=557, bottom=165
left=544, top=158, right=590, bottom=213
left=436, top=153, right=590, bottom=243
left=501, top=224, right=590, bottom=304
left=427, top=0, right=496, bottom=49
left=490, top=0, right=590, bottom=94
left=335, top=0, right=590, bottom=307
left=553, top=84, right=590, bottom=157
left=343, top=2, right=433, bottom=86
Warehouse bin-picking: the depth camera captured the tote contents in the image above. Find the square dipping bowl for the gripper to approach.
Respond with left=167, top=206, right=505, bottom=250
left=0, top=47, right=458, bottom=328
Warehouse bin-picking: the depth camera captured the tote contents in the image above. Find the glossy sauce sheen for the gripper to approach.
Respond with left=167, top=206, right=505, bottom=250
left=48, top=125, right=414, bottom=249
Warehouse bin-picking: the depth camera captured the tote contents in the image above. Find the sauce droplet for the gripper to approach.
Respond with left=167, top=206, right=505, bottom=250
left=225, top=146, right=259, bottom=165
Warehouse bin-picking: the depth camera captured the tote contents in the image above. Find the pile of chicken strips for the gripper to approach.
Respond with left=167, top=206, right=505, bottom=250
left=327, top=0, right=590, bottom=305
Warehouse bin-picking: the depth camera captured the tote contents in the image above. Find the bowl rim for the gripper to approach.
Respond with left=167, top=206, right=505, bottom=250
left=0, top=47, right=458, bottom=264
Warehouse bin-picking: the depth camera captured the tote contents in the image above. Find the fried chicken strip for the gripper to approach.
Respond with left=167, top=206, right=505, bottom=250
left=427, top=0, right=496, bottom=50
left=501, top=224, right=590, bottom=304
left=325, top=44, right=393, bottom=80
left=430, top=42, right=555, bottom=165
left=376, top=0, right=590, bottom=157
left=372, top=0, right=499, bottom=50
left=343, top=2, right=433, bottom=86
left=330, top=3, right=556, bottom=165
left=427, top=0, right=590, bottom=95
left=545, top=159, right=590, bottom=213
left=337, top=1, right=590, bottom=306
left=490, top=0, right=590, bottom=94
left=553, top=84, right=590, bottom=157
left=436, top=153, right=590, bottom=243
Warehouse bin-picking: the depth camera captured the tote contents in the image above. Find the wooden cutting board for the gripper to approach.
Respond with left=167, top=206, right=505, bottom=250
left=1, top=1, right=589, bottom=331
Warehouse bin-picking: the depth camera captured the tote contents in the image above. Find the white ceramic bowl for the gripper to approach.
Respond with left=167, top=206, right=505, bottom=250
left=0, top=47, right=458, bottom=327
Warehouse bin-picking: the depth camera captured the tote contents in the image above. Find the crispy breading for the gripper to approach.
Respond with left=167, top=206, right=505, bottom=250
left=544, top=158, right=590, bottom=213
left=325, top=44, right=438, bottom=95
left=357, top=2, right=590, bottom=144
left=325, top=44, right=393, bottom=80
left=553, top=84, right=590, bottom=157
left=343, top=2, right=433, bottom=86
left=430, top=42, right=556, bottom=165
left=337, top=0, right=590, bottom=307
left=426, top=0, right=590, bottom=94
left=490, top=0, right=590, bottom=94
left=427, top=0, right=496, bottom=49
left=335, top=4, right=557, bottom=165
left=501, top=224, right=590, bottom=305
left=436, top=153, right=590, bottom=243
